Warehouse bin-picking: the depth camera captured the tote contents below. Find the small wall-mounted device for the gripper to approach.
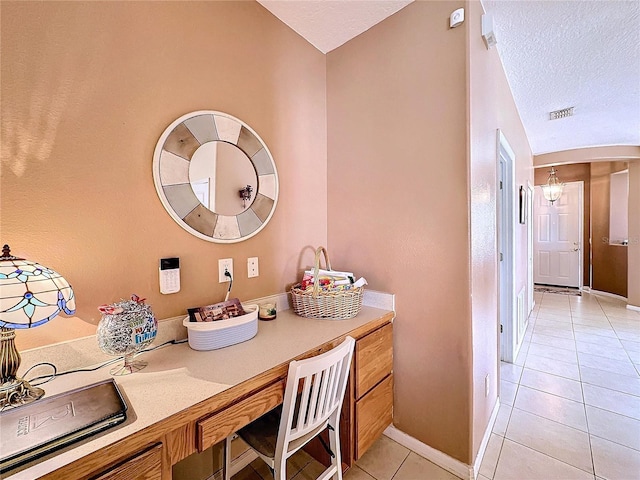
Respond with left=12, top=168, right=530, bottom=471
left=482, top=13, right=497, bottom=48
left=159, top=257, right=180, bottom=294
left=450, top=8, right=465, bottom=28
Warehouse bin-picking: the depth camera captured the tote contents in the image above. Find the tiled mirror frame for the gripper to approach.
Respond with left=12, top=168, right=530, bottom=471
left=152, top=111, right=279, bottom=243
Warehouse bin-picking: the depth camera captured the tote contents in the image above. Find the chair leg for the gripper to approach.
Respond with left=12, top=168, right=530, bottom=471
left=273, top=456, right=287, bottom=480
left=223, top=436, right=233, bottom=480
left=329, top=423, right=342, bottom=480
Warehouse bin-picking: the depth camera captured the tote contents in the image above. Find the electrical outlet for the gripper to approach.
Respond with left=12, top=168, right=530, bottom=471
left=218, top=258, right=233, bottom=283
left=247, top=257, right=259, bottom=278
left=485, top=374, right=490, bottom=397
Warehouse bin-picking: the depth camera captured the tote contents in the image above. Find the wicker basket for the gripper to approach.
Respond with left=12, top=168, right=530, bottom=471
left=290, top=247, right=364, bottom=319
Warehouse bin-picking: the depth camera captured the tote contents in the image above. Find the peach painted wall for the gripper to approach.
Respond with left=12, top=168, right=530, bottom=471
left=467, top=0, right=533, bottom=458
left=628, top=162, right=640, bottom=307
left=327, top=1, right=472, bottom=463
left=1, top=2, right=327, bottom=333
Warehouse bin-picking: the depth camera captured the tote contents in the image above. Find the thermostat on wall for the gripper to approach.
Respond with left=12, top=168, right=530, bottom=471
left=159, top=257, right=180, bottom=294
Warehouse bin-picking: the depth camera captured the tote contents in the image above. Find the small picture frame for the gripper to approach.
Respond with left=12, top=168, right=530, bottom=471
left=519, top=186, right=526, bottom=224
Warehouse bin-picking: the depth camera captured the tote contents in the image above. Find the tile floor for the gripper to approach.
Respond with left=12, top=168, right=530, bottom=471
left=233, top=292, right=640, bottom=480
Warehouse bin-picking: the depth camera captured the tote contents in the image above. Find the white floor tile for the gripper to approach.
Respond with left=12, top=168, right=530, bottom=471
left=524, top=353, right=581, bottom=380
left=575, top=341, right=631, bottom=362
left=355, top=435, right=409, bottom=480
left=520, top=368, right=583, bottom=402
left=514, top=386, right=587, bottom=431
left=534, top=325, right=575, bottom=339
left=479, top=433, right=503, bottom=479
left=500, top=380, right=518, bottom=406
left=391, top=452, right=458, bottom=480
left=500, top=362, right=523, bottom=383
left=591, top=435, right=640, bottom=480
left=582, top=384, right=640, bottom=420
left=579, top=365, right=640, bottom=397
left=586, top=405, right=640, bottom=451
left=621, top=339, right=640, bottom=353
left=493, top=439, right=594, bottom=480
left=573, top=332, right=623, bottom=348
left=572, top=325, right=618, bottom=338
left=493, top=404, right=512, bottom=437
left=506, top=409, right=593, bottom=473
left=578, top=351, right=639, bottom=378
left=527, top=343, right=579, bottom=364
left=615, top=330, right=640, bottom=343
left=531, top=333, right=577, bottom=351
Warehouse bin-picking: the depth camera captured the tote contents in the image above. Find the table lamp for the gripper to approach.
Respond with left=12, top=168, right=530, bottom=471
left=0, top=244, right=76, bottom=408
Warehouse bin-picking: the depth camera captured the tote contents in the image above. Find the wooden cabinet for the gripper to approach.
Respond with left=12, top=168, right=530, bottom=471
left=355, top=374, right=393, bottom=458
left=353, top=322, right=393, bottom=460
left=91, top=444, right=163, bottom=480
left=305, top=321, right=394, bottom=467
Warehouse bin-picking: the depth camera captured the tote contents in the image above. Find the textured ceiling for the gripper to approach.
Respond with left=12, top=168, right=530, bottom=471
left=478, top=1, right=639, bottom=155
left=257, top=0, right=413, bottom=53
left=258, top=0, right=640, bottom=156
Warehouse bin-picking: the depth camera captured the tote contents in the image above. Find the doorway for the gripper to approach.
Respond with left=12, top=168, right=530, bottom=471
left=533, top=181, right=584, bottom=289
left=497, top=131, right=518, bottom=363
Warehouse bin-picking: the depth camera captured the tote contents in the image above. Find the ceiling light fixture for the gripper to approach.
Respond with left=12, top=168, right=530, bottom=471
left=541, top=166, right=564, bottom=204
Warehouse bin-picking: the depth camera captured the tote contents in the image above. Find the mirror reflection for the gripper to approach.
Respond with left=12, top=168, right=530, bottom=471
left=189, top=141, right=258, bottom=216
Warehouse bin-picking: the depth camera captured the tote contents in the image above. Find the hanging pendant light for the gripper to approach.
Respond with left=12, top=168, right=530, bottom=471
left=541, top=166, right=564, bottom=204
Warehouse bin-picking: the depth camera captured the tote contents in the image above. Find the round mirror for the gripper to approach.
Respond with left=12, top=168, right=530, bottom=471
left=153, top=111, right=278, bottom=243
left=188, top=141, right=258, bottom=216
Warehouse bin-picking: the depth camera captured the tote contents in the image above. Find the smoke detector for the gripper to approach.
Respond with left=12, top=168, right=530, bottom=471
left=549, top=107, right=575, bottom=120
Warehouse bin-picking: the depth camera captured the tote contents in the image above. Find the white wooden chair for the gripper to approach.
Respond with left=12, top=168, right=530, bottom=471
left=224, top=336, right=355, bottom=480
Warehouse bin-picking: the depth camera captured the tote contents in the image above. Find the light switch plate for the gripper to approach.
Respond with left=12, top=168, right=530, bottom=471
left=247, top=257, right=259, bottom=278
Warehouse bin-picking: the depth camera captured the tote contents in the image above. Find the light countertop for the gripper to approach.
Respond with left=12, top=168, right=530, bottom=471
left=3, top=292, right=394, bottom=480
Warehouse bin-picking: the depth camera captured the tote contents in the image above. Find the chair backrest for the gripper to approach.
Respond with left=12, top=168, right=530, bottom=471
left=276, top=336, right=355, bottom=453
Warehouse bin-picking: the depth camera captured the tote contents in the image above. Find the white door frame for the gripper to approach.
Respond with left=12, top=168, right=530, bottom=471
left=497, top=130, right=518, bottom=363
left=527, top=182, right=535, bottom=315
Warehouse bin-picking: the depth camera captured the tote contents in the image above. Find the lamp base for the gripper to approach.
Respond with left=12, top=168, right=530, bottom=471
left=0, top=377, right=45, bottom=409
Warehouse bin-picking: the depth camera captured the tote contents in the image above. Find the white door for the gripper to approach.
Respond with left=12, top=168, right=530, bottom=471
left=497, top=130, right=517, bottom=363
left=534, top=181, right=583, bottom=287
left=527, top=184, right=535, bottom=313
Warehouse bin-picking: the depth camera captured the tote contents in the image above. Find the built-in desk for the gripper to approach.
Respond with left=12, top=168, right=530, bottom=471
left=3, top=299, right=394, bottom=480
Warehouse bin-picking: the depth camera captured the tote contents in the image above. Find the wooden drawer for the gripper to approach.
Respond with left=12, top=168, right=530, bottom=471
left=91, top=444, right=162, bottom=480
left=355, top=323, right=393, bottom=399
left=197, top=380, right=284, bottom=452
left=355, top=374, right=393, bottom=460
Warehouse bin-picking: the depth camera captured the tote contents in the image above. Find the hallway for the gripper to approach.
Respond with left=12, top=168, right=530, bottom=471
left=233, top=291, right=640, bottom=479
left=481, top=291, right=640, bottom=479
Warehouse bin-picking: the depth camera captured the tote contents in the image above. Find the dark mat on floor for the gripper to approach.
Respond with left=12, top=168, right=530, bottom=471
left=534, top=285, right=581, bottom=296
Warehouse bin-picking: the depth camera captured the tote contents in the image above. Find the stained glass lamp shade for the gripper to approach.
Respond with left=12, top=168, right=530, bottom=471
left=0, top=244, right=75, bottom=408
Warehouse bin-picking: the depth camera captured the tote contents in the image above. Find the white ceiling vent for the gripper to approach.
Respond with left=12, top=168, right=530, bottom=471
left=549, top=107, right=574, bottom=120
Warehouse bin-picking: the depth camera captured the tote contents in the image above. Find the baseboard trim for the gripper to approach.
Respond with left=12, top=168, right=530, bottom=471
left=589, top=289, right=628, bottom=302
left=627, top=304, right=640, bottom=312
left=472, top=400, right=500, bottom=480
left=383, top=426, right=472, bottom=480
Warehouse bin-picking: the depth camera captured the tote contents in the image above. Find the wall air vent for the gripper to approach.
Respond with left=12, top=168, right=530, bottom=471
left=549, top=107, right=574, bottom=120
